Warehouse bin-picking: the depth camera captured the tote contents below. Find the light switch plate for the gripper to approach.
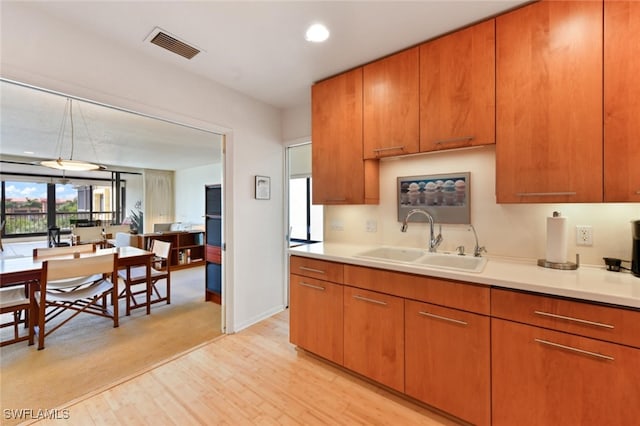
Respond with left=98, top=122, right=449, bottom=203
left=366, top=220, right=377, bottom=233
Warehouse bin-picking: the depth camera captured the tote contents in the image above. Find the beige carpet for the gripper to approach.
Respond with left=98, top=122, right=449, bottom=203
left=0, top=266, right=221, bottom=426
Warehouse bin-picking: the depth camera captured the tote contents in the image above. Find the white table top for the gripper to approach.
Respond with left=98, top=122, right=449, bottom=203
left=290, top=242, right=640, bottom=310
left=0, top=246, right=151, bottom=283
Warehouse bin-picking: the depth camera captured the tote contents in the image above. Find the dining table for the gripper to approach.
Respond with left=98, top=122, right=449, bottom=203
left=0, top=246, right=154, bottom=314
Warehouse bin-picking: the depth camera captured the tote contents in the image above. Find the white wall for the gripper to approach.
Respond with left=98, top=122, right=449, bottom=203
left=282, top=104, right=312, bottom=142
left=175, top=162, right=222, bottom=227
left=1, top=3, right=286, bottom=332
left=324, top=146, right=640, bottom=266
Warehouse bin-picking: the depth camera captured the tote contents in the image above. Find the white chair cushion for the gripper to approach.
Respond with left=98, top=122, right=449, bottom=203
left=0, top=288, right=29, bottom=309
left=47, top=274, right=105, bottom=290
left=39, top=279, right=113, bottom=303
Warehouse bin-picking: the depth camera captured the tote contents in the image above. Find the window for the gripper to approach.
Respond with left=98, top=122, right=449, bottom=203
left=2, top=180, right=48, bottom=235
left=289, top=177, right=323, bottom=244
left=1, top=179, right=120, bottom=238
left=55, top=183, right=78, bottom=229
left=288, top=143, right=322, bottom=245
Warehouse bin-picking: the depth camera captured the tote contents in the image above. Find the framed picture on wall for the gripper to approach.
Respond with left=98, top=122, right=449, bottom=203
left=397, top=172, right=470, bottom=224
left=255, top=175, right=271, bottom=200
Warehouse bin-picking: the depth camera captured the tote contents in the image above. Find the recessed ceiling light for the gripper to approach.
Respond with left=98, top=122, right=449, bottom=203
left=23, top=151, right=35, bottom=155
left=305, top=23, right=330, bottom=43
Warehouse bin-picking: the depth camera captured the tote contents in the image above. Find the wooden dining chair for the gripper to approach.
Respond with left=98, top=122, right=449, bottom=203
left=33, top=243, right=96, bottom=258
left=0, top=287, right=32, bottom=347
left=118, top=240, right=171, bottom=316
left=31, top=253, right=119, bottom=350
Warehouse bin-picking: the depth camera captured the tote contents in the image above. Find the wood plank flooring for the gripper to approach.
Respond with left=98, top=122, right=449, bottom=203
left=29, top=310, right=458, bottom=425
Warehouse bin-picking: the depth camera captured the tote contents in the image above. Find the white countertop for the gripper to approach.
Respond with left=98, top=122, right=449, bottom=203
left=289, top=242, right=640, bottom=310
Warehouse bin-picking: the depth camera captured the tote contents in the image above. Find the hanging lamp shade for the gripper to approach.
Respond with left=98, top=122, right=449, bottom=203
left=40, top=98, right=104, bottom=172
left=40, top=158, right=101, bottom=171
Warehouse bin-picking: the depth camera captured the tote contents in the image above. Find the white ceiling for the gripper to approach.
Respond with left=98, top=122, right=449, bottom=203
left=0, top=80, right=223, bottom=172
left=0, top=1, right=530, bottom=172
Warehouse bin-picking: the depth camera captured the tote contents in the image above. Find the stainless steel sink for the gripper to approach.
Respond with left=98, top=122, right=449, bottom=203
left=413, top=252, right=487, bottom=273
left=355, top=246, right=487, bottom=273
left=355, top=247, right=427, bottom=263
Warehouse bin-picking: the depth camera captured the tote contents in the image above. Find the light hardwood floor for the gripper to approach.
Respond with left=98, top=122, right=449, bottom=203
left=1, top=263, right=221, bottom=425
left=24, top=310, right=458, bottom=426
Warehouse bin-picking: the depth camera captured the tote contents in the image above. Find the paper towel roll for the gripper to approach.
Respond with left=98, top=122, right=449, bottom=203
left=546, top=214, right=568, bottom=263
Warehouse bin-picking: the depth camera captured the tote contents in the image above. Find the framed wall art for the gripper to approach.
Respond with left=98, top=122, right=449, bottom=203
left=397, top=172, right=470, bottom=224
left=255, top=175, right=271, bottom=200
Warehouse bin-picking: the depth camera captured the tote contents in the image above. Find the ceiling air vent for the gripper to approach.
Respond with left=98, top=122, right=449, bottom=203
left=147, top=27, right=200, bottom=60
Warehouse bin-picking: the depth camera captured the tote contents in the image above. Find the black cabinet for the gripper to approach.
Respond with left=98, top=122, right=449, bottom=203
left=205, top=185, right=222, bottom=303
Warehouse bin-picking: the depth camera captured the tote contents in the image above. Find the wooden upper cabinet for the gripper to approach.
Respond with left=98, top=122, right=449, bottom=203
left=363, top=48, right=419, bottom=159
left=604, top=0, right=640, bottom=202
left=312, top=68, right=379, bottom=205
left=420, top=19, right=495, bottom=152
left=496, top=0, right=603, bottom=203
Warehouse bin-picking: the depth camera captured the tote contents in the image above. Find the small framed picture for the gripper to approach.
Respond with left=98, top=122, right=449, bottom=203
left=397, top=172, right=470, bottom=224
left=255, top=175, right=271, bottom=200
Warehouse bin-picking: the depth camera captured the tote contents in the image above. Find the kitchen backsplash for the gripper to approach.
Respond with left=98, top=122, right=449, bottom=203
left=323, top=146, right=640, bottom=266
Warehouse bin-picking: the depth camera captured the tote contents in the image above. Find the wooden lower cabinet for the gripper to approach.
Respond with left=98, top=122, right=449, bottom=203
left=492, top=318, right=640, bottom=426
left=289, top=274, right=343, bottom=365
left=405, top=300, right=490, bottom=426
left=343, top=286, right=404, bottom=392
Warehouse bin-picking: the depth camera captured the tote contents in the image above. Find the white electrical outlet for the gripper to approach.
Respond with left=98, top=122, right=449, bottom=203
left=576, top=225, right=593, bottom=246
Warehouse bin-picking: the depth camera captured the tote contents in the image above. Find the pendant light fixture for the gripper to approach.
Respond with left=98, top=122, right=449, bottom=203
left=40, top=98, right=104, bottom=171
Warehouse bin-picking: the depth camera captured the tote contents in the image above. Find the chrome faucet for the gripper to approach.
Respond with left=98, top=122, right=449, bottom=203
left=470, top=224, right=487, bottom=257
left=401, top=209, right=443, bottom=252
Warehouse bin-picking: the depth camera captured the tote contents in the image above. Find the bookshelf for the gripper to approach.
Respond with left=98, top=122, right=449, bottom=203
left=139, top=231, right=205, bottom=271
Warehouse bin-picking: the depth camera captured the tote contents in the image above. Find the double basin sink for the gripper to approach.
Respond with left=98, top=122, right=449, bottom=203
left=355, top=246, right=487, bottom=273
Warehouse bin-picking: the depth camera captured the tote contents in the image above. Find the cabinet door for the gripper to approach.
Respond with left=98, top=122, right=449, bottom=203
left=289, top=274, right=343, bottom=365
left=363, top=47, right=419, bottom=159
left=604, top=0, right=640, bottom=202
left=496, top=1, right=603, bottom=203
left=205, top=184, right=222, bottom=303
left=492, top=319, right=640, bottom=426
left=312, top=68, right=379, bottom=204
left=420, top=19, right=495, bottom=152
left=405, top=300, right=490, bottom=426
left=343, top=286, right=404, bottom=392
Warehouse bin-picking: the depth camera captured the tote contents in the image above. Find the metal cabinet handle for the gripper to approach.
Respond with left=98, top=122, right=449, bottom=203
left=372, top=145, right=405, bottom=153
left=434, top=136, right=474, bottom=146
left=533, top=311, right=614, bottom=329
left=534, top=338, right=614, bottom=361
left=515, top=192, right=577, bottom=197
left=324, top=198, right=347, bottom=202
left=299, top=282, right=325, bottom=291
left=298, top=266, right=325, bottom=274
left=353, top=295, right=387, bottom=306
left=419, top=311, right=468, bottom=326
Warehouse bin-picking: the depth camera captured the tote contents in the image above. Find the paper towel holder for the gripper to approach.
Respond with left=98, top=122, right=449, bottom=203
left=538, top=253, right=580, bottom=270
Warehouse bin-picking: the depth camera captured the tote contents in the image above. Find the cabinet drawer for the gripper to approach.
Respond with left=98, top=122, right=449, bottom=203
left=290, top=256, right=343, bottom=283
left=491, top=288, right=640, bottom=348
left=344, top=265, right=489, bottom=314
